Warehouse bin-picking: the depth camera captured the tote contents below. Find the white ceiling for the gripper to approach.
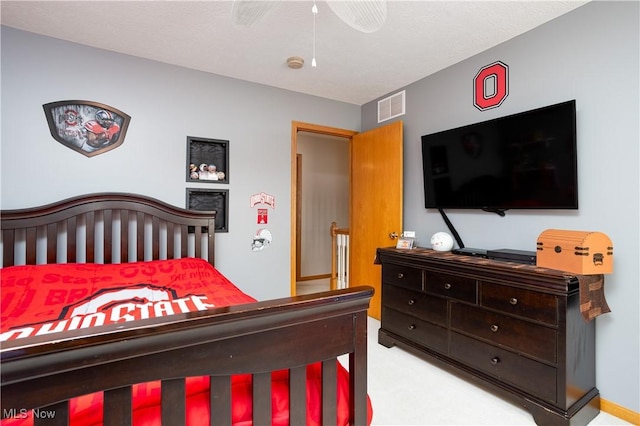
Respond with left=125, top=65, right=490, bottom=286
left=1, top=1, right=589, bottom=106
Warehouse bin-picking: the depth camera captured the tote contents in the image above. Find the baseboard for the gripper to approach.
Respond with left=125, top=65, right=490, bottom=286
left=601, top=398, right=640, bottom=425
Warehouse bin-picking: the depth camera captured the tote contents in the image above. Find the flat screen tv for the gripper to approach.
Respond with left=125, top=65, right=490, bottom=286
left=421, top=100, right=578, bottom=212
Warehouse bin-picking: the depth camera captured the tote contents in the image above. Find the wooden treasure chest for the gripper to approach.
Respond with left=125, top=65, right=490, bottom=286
left=536, top=229, right=613, bottom=275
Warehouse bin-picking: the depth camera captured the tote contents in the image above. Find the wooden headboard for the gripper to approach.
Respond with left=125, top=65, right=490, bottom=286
left=1, top=193, right=216, bottom=267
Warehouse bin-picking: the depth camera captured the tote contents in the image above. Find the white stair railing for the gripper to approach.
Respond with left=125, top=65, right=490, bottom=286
left=330, top=222, right=350, bottom=290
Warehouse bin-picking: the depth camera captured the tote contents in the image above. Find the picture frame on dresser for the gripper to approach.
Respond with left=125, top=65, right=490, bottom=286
left=186, top=188, right=229, bottom=232
left=186, top=136, right=229, bottom=183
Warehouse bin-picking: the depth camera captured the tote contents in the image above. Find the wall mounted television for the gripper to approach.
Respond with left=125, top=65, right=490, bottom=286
left=421, top=100, right=578, bottom=213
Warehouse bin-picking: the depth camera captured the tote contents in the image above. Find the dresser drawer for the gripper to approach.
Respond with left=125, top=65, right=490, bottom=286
left=450, top=332, right=557, bottom=403
left=382, top=264, right=422, bottom=291
left=425, top=271, right=477, bottom=303
left=451, top=303, right=557, bottom=363
left=481, top=282, right=558, bottom=325
left=383, top=284, right=447, bottom=326
left=382, top=307, right=448, bottom=353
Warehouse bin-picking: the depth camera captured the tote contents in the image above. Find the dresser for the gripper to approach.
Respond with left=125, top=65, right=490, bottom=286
left=376, top=247, right=600, bottom=426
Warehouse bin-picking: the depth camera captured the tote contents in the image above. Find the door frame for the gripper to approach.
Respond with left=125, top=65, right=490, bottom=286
left=290, top=121, right=358, bottom=295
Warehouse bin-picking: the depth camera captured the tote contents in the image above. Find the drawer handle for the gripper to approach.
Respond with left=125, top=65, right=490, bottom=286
left=397, top=273, right=404, bottom=279
left=491, top=357, right=500, bottom=365
left=509, top=297, right=518, bottom=305
left=408, top=324, right=416, bottom=331
left=444, top=283, right=452, bottom=290
left=408, top=299, right=416, bottom=306
left=490, top=324, right=499, bottom=332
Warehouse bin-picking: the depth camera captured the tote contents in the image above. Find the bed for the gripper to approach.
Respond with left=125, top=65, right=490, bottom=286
left=0, top=192, right=373, bottom=426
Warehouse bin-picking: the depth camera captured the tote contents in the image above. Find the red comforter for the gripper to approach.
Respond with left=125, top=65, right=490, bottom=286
left=1, top=258, right=372, bottom=425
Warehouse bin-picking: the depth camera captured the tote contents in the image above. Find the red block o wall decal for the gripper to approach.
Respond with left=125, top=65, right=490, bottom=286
left=474, top=61, right=509, bottom=111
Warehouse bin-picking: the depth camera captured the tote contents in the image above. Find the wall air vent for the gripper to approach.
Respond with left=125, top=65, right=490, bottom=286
left=377, top=90, right=405, bottom=123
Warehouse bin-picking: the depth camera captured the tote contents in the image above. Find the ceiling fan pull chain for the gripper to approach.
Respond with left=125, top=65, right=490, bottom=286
left=312, top=1, right=318, bottom=68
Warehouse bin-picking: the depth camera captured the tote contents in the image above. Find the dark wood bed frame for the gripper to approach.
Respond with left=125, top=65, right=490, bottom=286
left=0, top=192, right=373, bottom=425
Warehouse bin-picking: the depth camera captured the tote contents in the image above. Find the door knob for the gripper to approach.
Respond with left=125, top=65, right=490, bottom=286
left=389, top=232, right=399, bottom=240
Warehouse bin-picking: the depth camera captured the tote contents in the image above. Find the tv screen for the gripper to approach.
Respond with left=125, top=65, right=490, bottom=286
left=421, top=100, right=578, bottom=211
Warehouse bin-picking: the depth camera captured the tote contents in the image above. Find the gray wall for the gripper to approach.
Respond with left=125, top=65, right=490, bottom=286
left=0, top=26, right=361, bottom=301
left=362, top=1, right=639, bottom=413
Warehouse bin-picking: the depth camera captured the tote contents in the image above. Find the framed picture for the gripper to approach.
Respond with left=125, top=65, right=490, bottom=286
left=186, top=188, right=229, bottom=233
left=187, top=137, right=229, bottom=184
left=43, top=100, right=131, bottom=157
left=396, top=237, right=414, bottom=249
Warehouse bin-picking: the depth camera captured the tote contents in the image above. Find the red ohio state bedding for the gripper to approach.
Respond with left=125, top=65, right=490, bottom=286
left=1, top=258, right=373, bottom=426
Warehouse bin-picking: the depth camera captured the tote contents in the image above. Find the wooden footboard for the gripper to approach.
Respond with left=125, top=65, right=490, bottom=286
left=1, top=286, right=373, bottom=425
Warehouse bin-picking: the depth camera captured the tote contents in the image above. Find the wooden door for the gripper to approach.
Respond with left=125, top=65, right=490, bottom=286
left=350, top=120, right=403, bottom=319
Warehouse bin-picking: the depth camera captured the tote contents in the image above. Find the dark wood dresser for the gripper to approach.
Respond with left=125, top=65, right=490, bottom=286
left=376, top=247, right=600, bottom=426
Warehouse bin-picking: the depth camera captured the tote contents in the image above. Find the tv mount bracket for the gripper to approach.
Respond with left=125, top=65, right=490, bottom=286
left=438, top=208, right=507, bottom=250
left=482, top=208, right=508, bottom=217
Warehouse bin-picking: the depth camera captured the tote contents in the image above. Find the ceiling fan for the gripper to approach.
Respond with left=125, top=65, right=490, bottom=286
left=230, top=0, right=388, bottom=34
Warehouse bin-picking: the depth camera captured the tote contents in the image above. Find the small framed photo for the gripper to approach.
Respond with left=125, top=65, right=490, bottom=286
left=396, top=237, right=414, bottom=249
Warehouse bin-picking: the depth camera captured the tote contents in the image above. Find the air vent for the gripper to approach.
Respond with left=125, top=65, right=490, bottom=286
left=378, top=90, right=405, bottom=123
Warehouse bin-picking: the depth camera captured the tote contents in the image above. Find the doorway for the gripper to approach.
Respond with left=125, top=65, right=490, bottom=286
left=296, top=133, right=350, bottom=295
left=290, top=122, right=357, bottom=296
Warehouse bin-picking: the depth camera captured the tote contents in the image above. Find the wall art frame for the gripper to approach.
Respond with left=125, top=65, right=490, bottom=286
left=43, top=100, right=131, bottom=157
left=186, top=188, right=229, bottom=233
left=186, top=136, right=229, bottom=184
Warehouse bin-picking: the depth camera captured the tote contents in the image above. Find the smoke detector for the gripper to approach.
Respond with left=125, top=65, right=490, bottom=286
left=287, top=56, right=305, bottom=69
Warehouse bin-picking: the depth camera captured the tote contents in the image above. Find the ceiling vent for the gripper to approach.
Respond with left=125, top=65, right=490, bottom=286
left=378, top=90, right=405, bottom=123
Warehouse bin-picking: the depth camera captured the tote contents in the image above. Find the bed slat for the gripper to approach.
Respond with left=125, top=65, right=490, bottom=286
left=351, top=311, right=369, bottom=425
left=120, top=210, right=130, bottom=262
left=103, top=209, right=113, bottom=264
left=194, top=225, right=203, bottom=259
left=86, top=211, right=96, bottom=263
left=66, top=216, right=77, bottom=263
left=104, top=386, right=132, bottom=426
left=152, top=216, right=160, bottom=260
left=252, top=372, right=272, bottom=424
left=166, top=222, right=175, bottom=260
left=161, top=378, right=186, bottom=424
left=179, top=224, right=188, bottom=258
left=322, top=359, right=338, bottom=426
left=46, top=223, right=57, bottom=264
left=25, top=227, right=37, bottom=265
left=210, top=376, right=232, bottom=425
left=136, top=212, right=144, bottom=261
left=289, top=366, right=307, bottom=424
left=206, top=224, right=214, bottom=265
left=2, top=229, right=15, bottom=267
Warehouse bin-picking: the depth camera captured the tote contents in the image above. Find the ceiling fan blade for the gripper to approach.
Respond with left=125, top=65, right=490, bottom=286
left=231, top=0, right=280, bottom=28
left=326, top=0, right=387, bottom=33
